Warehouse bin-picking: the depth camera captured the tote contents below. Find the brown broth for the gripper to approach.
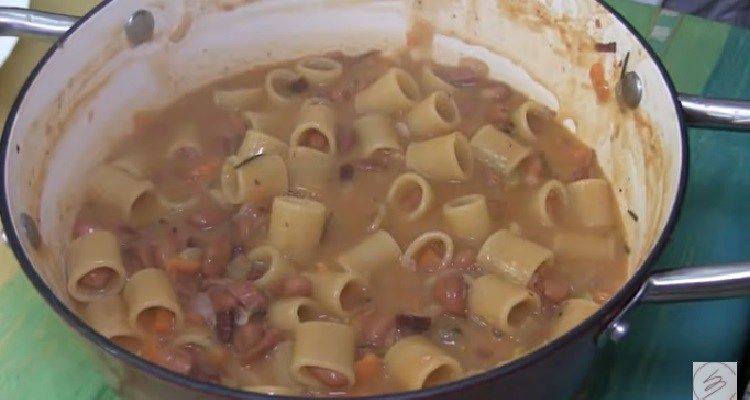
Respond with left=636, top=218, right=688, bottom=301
left=70, top=50, right=627, bottom=396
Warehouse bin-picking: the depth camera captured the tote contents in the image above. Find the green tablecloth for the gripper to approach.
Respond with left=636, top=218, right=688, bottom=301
left=1, top=1, right=749, bottom=399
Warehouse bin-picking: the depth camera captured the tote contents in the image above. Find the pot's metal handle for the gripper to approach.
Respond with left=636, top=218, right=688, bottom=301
left=0, top=7, right=76, bottom=38
left=600, top=262, right=750, bottom=344
left=679, top=94, right=750, bottom=131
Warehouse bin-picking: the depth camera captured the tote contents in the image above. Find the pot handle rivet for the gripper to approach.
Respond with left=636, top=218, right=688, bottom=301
left=125, top=9, right=154, bottom=47
left=608, top=321, right=629, bottom=342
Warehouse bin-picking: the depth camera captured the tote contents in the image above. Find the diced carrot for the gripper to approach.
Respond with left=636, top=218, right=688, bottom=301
left=406, top=19, right=434, bottom=48
left=589, top=61, right=610, bottom=103
left=140, top=338, right=161, bottom=363
left=354, top=353, right=383, bottom=382
left=189, top=157, right=221, bottom=181
left=151, top=308, right=175, bottom=335
left=165, top=255, right=201, bottom=273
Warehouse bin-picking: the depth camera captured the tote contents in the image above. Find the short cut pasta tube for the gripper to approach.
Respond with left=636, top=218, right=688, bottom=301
left=87, top=165, right=160, bottom=227
left=268, top=297, right=321, bottom=331
left=287, top=146, right=336, bottom=195
left=385, top=172, right=434, bottom=221
left=402, top=231, right=454, bottom=271
left=220, top=154, right=289, bottom=205
left=384, top=335, right=463, bottom=391
left=353, top=113, right=401, bottom=159
left=420, top=65, right=454, bottom=93
left=122, top=268, right=183, bottom=333
left=566, top=179, right=616, bottom=228
left=268, top=196, right=328, bottom=262
left=237, top=130, right=288, bottom=159
left=289, top=99, right=337, bottom=155
left=294, top=56, right=343, bottom=85
left=292, top=321, right=355, bottom=388
left=550, top=298, right=599, bottom=338
left=212, top=87, right=264, bottom=111
left=243, top=111, right=281, bottom=133
left=226, top=245, right=295, bottom=288
left=265, top=68, right=307, bottom=106
left=512, top=100, right=553, bottom=142
left=477, top=229, right=553, bottom=286
left=553, top=231, right=617, bottom=261
left=111, top=152, right=150, bottom=179
left=406, top=91, right=460, bottom=139
left=531, top=180, right=567, bottom=227
left=83, top=295, right=138, bottom=342
left=443, top=194, right=491, bottom=244
left=66, top=230, right=126, bottom=302
left=303, top=272, right=368, bottom=317
left=406, top=132, right=474, bottom=181
left=336, top=230, right=401, bottom=280
left=468, top=275, right=541, bottom=334
left=470, top=124, right=531, bottom=175
left=354, top=68, right=420, bottom=114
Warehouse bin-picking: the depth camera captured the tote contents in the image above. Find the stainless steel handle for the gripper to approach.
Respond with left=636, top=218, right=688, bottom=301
left=680, top=94, right=750, bottom=131
left=640, top=263, right=750, bottom=303
left=0, top=7, right=77, bottom=39
left=599, top=262, right=750, bottom=345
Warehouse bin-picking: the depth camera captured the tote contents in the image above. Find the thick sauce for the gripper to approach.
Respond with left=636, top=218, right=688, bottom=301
left=69, top=50, right=627, bottom=396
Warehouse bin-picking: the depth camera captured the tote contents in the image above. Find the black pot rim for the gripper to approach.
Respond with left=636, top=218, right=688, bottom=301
left=0, top=0, right=688, bottom=398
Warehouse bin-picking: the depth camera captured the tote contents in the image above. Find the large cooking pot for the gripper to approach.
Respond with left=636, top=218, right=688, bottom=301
left=1, top=1, right=750, bottom=399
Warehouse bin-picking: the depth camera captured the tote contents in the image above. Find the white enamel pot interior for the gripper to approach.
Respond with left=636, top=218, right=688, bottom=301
left=0, top=0, right=694, bottom=398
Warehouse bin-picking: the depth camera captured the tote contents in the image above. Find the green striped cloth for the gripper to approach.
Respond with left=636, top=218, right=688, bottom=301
left=1, top=1, right=749, bottom=399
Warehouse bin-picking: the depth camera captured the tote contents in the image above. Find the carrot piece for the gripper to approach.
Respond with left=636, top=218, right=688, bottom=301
left=189, top=157, right=221, bottom=181
left=165, top=255, right=201, bottom=273
left=589, top=61, right=610, bottom=103
left=354, top=353, right=383, bottom=382
left=416, top=246, right=443, bottom=272
left=140, top=338, right=161, bottom=363
left=151, top=308, right=175, bottom=335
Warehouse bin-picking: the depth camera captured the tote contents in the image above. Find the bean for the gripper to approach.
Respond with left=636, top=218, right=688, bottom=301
left=451, top=248, right=476, bottom=271
left=307, top=366, right=350, bottom=388
left=233, top=323, right=265, bottom=353
left=78, top=267, right=113, bottom=291
left=208, top=287, right=238, bottom=312
left=240, top=329, right=283, bottom=365
left=399, top=186, right=422, bottom=212
left=395, top=314, right=431, bottom=336
left=302, top=130, right=330, bottom=153
left=215, top=309, right=236, bottom=344
left=357, top=311, right=395, bottom=348
left=431, top=273, right=467, bottom=316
